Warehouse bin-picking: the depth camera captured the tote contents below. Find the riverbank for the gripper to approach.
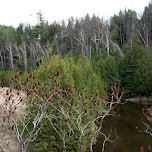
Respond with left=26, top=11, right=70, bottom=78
left=94, top=102, right=152, bottom=152
left=124, top=96, right=152, bottom=104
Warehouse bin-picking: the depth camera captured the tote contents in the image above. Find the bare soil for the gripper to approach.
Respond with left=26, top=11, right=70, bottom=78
left=0, top=87, right=27, bottom=152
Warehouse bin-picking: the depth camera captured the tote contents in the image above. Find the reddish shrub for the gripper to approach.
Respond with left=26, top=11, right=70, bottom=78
left=140, top=146, right=151, bottom=152
left=117, top=80, right=120, bottom=85
left=68, top=87, right=72, bottom=93
left=61, top=100, right=63, bottom=104
left=57, top=70, right=60, bottom=76
left=15, top=73, right=18, bottom=79
left=85, top=109, right=87, bottom=113
left=3, top=117, right=6, bottom=122
left=11, top=76, right=14, bottom=80
left=48, top=75, right=51, bottom=79
left=29, top=73, right=32, bottom=78
left=140, top=147, right=144, bottom=152
left=147, top=145, right=151, bottom=152
left=104, top=86, right=107, bottom=92
left=33, top=75, right=35, bottom=79
left=69, top=111, right=71, bottom=115
left=65, top=118, right=68, bottom=123
left=1, top=77, right=4, bottom=81
left=19, top=70, right=22, bottom=75
left=11, top=124, right=15, bottom=130
left=121, top=87, right=124, bottom=93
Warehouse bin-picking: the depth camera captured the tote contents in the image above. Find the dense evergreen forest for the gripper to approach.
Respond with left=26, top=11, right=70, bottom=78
left=1, top=3, right=152, bottom=97
left=1, top=2, right=152, bottom=152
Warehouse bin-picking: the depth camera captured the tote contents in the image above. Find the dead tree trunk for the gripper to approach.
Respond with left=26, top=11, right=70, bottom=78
left=0, top=50, right=4, bottom=71
left=6, top=44, right=14, bottom=69
left=20, top=43, right=27, bottom=71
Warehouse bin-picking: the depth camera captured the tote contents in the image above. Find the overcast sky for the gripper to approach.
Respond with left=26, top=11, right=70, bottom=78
left=0, top=0, right=151, bottom=27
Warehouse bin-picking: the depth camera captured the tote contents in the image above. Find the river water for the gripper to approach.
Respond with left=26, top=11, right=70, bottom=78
left=93, top=102, right=152, bottom=152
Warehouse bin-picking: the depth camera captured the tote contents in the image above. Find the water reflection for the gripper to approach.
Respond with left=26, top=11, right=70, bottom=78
left=93, top=102, right=152, bottom=152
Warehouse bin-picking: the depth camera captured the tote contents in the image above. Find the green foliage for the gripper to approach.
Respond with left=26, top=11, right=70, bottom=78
left=34, top=54, right=106, bottom=97
left=0, top=26, right=6, bottom=46
left=134, top=49, right=152, bottom=96
left=118, top=36, right=151, bottom=96
left=25, top=54, right=107, bottom=151
left=34, top=55, right=74, bottom=87
left=28, top=118, right=62, bottom=152
left=65, top=55, right=105, bottom=94
left=0, top=71, right=13, bottom=86
left=100, top=56, right=119, bottom=87
left=29, top=118, right=82, bottom=152
left=2, top=7, right=152, bottom=151
left=92, top=55, right=119, bottom=90
left=15, top=23, right=24, bottom=45
left=110, top=9, right=138, bottom=47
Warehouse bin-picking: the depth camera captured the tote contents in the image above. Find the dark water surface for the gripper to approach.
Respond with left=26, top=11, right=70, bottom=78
left=93, top=102, right=152, bottom=152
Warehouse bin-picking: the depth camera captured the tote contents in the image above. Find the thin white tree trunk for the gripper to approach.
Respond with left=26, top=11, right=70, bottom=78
left=89, top=44, right=92, bottom=60
left=20, top=43, right=27, bottom=70
left=6, top=44, right=14, bottom=69
left=106, top=26, right=110, bottom=56
left=0, top=51, right=4, bottom=71
left=14, top=43, right=21, bottom=63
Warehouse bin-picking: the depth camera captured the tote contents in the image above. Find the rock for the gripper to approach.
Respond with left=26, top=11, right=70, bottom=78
left=124, top=96, right=152, bottom=104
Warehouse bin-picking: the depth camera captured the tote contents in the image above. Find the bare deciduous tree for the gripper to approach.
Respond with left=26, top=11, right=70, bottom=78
left=0, top=71, right=124, bottom=152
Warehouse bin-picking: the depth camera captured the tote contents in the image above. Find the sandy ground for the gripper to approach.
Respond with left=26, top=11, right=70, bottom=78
left=0, top=87, right=25, bottom=103
left=0, top=87, right=27, bottom=112
left=0, top=87, right=27, bottom=152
